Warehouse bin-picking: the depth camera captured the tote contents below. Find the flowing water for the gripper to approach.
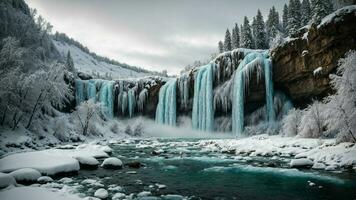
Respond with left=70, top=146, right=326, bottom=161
left=67, top=139, right=356, bottom=200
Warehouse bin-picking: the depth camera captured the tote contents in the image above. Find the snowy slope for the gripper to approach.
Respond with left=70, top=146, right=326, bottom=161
left=53, top=40, right=152, bottom=79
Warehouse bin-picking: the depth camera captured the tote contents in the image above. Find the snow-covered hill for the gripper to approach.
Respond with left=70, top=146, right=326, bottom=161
left=53, top=40, right=154, bottom=79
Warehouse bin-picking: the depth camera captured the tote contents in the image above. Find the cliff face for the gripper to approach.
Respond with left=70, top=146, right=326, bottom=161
left=271, top=7, right=356, bottom=107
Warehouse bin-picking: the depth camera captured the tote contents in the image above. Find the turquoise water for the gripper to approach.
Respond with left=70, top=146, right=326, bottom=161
left=72, top=139, right=356, bottom=199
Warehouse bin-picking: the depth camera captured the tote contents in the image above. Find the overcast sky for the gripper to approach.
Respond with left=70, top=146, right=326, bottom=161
left=25, top=0, right=288, bottom=74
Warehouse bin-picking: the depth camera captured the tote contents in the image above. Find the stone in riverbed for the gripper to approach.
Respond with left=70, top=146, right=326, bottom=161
left=9, top=168, right=41, bottom=184
left=112, top=192, right=126, bottom=200
left=94, top=188, right=108, bottom=199
left=290, top=158, right=314, bottom=168
left=37, top=176, right=53, bottom=184
left=127, top=161, right=144, bottom=168
left=75, top=156, right=99, bottom=169
left=0, top=172, right=17, bottom=188
left=101, top=157, right=123, bottom=169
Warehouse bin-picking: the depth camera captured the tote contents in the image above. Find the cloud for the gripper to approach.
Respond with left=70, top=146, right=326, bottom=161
left=25, top=0, right=288, bottom=74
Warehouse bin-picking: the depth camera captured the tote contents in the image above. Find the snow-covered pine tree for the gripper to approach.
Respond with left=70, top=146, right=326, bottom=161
left=282, top=4, right=289, bottom=34
left=266, top=6, right=280, bottom=43
left=311, top=0, right=334, bottom=24
left=65, top=50, right=75, bottom=73
left=254, top=10, right=268, bottom=49
left=232, top=23, right=240, bottom=49
left=301, top=0, right=312, bottom=26
left=218, top=41, right=224, bottom=53
left=241, top=16, right=254, bottom=49
left=287, top=0, right=302, bottom=35
left=224, top=29, right=232, bottom=51
left=252, top=17, right=258, bottom=49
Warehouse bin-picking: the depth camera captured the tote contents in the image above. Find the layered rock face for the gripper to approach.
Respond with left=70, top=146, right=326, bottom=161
left=271, top=8, right=356, bottom=107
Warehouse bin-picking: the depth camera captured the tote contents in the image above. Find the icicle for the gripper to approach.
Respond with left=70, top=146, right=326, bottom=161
left=121, top=91, right=128, bottom=115
left=192, top=63, right=214, bottom=132
left=128, top=88, right=136, bottom=118
left=137, top=89, right=148, bottom=112
left=155, top=79, right=177, bottom=126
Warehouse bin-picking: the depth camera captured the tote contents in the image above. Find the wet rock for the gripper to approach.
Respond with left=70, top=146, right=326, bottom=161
left=126, top=161, right=144, bottom=169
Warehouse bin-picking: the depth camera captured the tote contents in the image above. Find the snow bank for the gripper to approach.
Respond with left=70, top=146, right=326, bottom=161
left=0, top=172, right=16, bottom=188
left=0, top=186, right=81, bottom=200
left=0, top=151, right=79, bottom=175
left=290, top=158, right=314, bottom=168
left=0, top=143, right=109, bottom=175
left=9, top=168, right=41, bottom=182
left=200, top=135, right=356, bottom=171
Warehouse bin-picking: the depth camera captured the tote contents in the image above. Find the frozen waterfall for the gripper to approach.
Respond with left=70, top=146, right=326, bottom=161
left=192, top=63, right=215, bottom=132
left=155, top=79, right=177, bottom=126
left=98, top=81, right=114, bottom=118
left=232, top=51, right=275, bottom=136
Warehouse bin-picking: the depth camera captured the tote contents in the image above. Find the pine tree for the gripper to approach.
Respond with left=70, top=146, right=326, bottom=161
left=266, top=6, right=280, bottom=43
left=301, top=0, right=312, bottom=26
left=253, top=10, right=268, bottom=49
left=252, top=17, right=258, bottom=49
left=231, top=23, right=240, bottom=49
left=311, top=0, right=334, bottom=24
left=66, top=50, right=75, bottom=72
left=240, top=16, right=254, bottom=49
left=287, top=0, right=302, bottom=35
left=218, top=41, right=224, bottom=53
left=224, top=29, right=232, bottom=51
left=282, top=4, right=289, bottom=33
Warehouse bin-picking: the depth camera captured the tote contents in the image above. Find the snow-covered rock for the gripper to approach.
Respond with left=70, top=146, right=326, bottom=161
left=162, top=194, right=185, bottom=200
left=112, top=192, right=126, bottom=200
left=59, top=177, right=73, bottom=184
left=9, top=168, right=41, bottom=183
left=0, top=172, right=16, bottom=188
left=101, top=157, right=123, bottom=169
left=94, top=188, right=109, bottom=199
left=0, top=151, right=80, bottom=175
left=137, top=191, right=151, bottom=197
left=290, top=158, right=314, bottom=168
left=74, top=156, right=99, bottom=168
left=318, top=5, right=356, bottom=28
left=37, top=176, right=54, bottom=184
left=312, top=162, right=326, bottom=170
left=0, top=186, right=82, bottom=200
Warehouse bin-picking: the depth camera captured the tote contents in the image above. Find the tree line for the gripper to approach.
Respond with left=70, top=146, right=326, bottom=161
left=218, top=0, right=335, bottom=52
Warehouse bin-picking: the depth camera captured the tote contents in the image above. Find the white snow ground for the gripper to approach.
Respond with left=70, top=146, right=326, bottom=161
left=0, top=186, right=82, bottom=200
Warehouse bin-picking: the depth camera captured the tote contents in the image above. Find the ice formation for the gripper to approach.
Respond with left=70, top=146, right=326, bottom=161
left=232, top=51, right=275, bottom=136
left=192, top=63, right=215, bottom=132
left=155, top=79, right=177, bottom=126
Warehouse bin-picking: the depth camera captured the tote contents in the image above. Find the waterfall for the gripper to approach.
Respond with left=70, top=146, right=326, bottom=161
left=128, top=88, right=136, bottom=118
left=178, top=74, right=190, bottom=110
left=192, top=63, right=214, bottom=132
left=87, top=79, right=97, bottom=100
left=155, top=79, right=177, bottom=126
left=232, top=51, right=275, bottom=136
left=75, top=79, right=85, bottom=105
left=98, top=81, right=114, bottom=118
